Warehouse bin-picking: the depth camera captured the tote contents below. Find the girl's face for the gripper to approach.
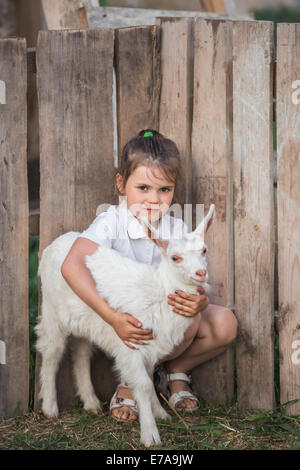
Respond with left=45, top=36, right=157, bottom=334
left=116, top=164, right=175, bottom=224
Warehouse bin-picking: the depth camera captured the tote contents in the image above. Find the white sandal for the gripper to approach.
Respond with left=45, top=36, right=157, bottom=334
left=109, top=382, right=138, bottom=421
left=167, top=373, right=200, bottom=412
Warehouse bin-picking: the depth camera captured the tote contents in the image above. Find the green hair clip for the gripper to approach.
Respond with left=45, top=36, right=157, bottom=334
left=143, top=131, right=153, bottom=137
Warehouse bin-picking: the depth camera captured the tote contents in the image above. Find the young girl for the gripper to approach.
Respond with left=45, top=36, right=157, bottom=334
left=61, top=129, right=238, bottom=421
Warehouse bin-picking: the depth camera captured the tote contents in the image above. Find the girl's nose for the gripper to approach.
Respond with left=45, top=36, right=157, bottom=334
left=148, top=191, right=159, bottom=203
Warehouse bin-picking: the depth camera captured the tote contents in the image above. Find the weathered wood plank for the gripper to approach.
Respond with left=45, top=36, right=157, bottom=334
left=200, top=0, right=227, bottom=13
left=93, top=0, right=203, bottom=10
left=233, top=21, right=275, bottom=409
left=0, top=0, right=17, bottom=37
left=86, top=6, right=252, bottom=30
left=29, top=208, right=39, bottom=236
left=277, top=23, right=300, bottom=415
left=0, top=38, right=29, bottom=417
left=34, top=29, right=116, bottom=410
left=158, top=17, right=194, bottom=207
left=115, top=25, right=161, bottom=165
left=191, top=19, right=234, bottom=404
left=41, top=0, right=88, bottom=30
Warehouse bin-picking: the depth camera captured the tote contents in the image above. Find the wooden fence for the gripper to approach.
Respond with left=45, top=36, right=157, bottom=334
left=1, top=19, right=300, bottom=419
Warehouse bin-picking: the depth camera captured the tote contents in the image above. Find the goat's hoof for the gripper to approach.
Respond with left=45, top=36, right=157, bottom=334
left=84, top=399, right=102, bottom=415
left=162, top=411, right=172, bottom=422
left=141, top=429, right=161, bottom=447
left=154, top=407, right=172, bottom=422
left=87, top=408, right=101, bottom=415
left=42, top=403, right=59, bottom=419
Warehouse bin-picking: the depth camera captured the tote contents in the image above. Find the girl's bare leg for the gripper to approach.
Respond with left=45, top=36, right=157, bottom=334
left=163, top=304, right=238, bottom=409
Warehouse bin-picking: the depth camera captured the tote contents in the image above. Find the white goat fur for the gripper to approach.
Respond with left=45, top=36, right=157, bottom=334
left=35, top=205, right=215, bottom=447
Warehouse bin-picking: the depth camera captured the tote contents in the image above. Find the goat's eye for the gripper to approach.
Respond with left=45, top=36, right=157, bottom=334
left=202, top=248, right=207, bottom=255
left=171, top=255, right=183, bottom=263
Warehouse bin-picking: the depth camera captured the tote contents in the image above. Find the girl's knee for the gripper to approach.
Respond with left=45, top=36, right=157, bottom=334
left=183, top=313, right=202, bottom=343
left=208, top=306, right=238, bottom=346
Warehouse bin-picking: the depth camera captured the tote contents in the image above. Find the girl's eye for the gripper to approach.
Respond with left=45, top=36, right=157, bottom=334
left=138, top=186, right=172, bottom=192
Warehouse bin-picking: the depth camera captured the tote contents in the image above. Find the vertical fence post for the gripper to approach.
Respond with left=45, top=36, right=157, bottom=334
left=158, top=17, right=194, bottom=208
left=0, top=38, right=29, bottom=418
left=233, top=21, right=275, bottom=410
left=277, top=23, right=300, bottom=415
left=115, top=25, right=161, bottom=166
left=191, top=18, right=234, bottom=404
left=34, top=29, right=115, bottom=410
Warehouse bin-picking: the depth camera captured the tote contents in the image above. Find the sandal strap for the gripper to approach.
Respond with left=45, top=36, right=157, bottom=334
left=169, top=390, right=200, bottom=411
left=167, top=372, right=191, bottom=383
left=110, top=397, right=138, bottom=412
left=109, top=383, right=138, bottom=415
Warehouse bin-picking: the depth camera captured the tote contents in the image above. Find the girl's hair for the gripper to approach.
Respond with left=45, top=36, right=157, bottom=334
left=116, top=129, right=183, bottom=202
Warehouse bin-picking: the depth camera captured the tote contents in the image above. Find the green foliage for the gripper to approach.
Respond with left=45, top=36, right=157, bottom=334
left=254, top=6, right=300, bottom=46
left=254, top=6, right=300, bottom=23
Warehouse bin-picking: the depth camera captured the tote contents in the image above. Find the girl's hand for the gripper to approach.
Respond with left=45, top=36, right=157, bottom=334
left=112, top=312, right=154, bottom=350
left=168, top=286, right=209, bottom=317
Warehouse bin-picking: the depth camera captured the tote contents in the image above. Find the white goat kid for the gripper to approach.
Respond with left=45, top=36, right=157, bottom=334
left=35, top=204, right=215, bottom=447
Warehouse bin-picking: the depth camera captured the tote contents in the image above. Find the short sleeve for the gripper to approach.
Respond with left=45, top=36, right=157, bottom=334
left=79, top=209, right=117, bottom=248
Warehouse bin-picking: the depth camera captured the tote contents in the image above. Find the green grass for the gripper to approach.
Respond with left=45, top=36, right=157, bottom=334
left=1, top=399, right=300, bottom=450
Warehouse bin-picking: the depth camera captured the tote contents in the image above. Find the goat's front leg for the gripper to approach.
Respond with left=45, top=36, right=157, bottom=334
left=117, top=354, right=161, bottom=447
left=151, top=385, right=172, bottom=422
left=147, top=366, right=172, bottom=422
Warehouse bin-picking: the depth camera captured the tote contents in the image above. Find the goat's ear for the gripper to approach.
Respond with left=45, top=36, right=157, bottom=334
left=194, top=204, right=215, bottom=238
left=152, top=238, right=169, bottom=254
left=140, top=217, right=169, bottom=254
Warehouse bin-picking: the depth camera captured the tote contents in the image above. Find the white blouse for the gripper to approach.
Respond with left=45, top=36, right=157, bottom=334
left=79, top=201, right=187, bottom=269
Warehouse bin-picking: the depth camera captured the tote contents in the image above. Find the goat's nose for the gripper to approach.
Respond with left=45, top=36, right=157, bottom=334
left=195, top=269, right=206, bottom=279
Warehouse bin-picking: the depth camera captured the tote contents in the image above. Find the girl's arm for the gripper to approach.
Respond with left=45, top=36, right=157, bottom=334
left=60, top=237, right=153, bottom=349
